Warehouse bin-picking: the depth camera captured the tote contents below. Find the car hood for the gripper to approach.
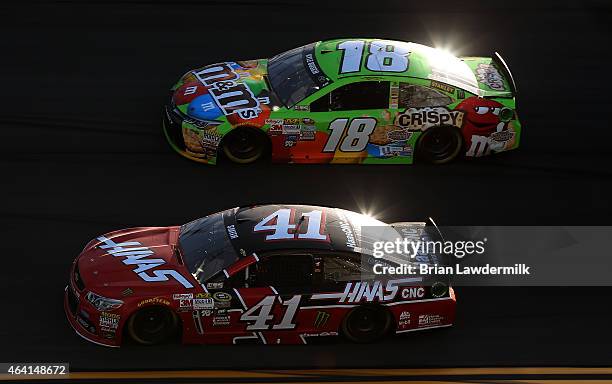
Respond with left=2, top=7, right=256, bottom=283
left=171, top=59, right=279, bottom=122
left=77, top=226, right=196, bottom=297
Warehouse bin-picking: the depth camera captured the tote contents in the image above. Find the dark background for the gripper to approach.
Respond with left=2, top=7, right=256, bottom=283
left=1, top=0, right=611, bottom=370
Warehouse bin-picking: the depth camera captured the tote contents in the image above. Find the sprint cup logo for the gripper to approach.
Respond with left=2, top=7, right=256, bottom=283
left=194, top=63, right=261, bottom=120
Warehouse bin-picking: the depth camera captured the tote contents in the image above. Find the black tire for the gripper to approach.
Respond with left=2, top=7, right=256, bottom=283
left=416, top=125, right=463, bottom=164
left=341, top=306, right=391, bottom=343
left=221, top=127, right=269, bottom=164
left=126, top=306, right=178, bottom=345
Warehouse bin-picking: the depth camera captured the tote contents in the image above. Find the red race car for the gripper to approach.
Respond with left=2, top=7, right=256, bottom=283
left=64, top=205, right=456, bottom=347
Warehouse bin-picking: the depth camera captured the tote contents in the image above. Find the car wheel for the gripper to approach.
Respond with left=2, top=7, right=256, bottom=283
left=341, top=306, right=391, bottom=343
left=221, top=127, right=269, bottom=164
left=126, top=306, right=178, bottom=345
left=416, top=125, right=463, bottom=164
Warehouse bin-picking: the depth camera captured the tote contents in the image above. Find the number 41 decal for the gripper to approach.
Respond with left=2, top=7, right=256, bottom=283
left=254, top=208, right=329, bottom=241
left=240, top=295, right=301, bottom=331
left=323, top=117, right=377, bottom=153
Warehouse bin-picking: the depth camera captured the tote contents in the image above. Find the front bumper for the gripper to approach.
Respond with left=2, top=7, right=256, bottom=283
left=64, top=286, right=120, bottom=347
left=162, top=102, right=221, bottom=165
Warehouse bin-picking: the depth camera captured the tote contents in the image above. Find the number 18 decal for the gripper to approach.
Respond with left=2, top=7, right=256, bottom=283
left=323, top=117, right=376, bottom=153
left=338, top=40, right=410, bottom=74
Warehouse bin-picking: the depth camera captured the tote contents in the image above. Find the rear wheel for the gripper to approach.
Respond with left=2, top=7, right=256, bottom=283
left=221, top=127, right=269, bottom=164
left=341, top=306, right=391, bottom=343
left=416, top=125, right=463, bottom=164
left=126, top=306, right=178, bottom=345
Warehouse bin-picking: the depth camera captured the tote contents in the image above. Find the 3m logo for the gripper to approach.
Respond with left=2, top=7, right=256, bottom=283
left=314, top=311, right=330, bottom=328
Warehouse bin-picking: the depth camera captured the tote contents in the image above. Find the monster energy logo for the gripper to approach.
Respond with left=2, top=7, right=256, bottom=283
left=314, top=311, right=330, bottom=328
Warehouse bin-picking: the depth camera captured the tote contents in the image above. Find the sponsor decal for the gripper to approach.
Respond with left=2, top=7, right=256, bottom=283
left=314, top=311, right=330, bottom=328
left=284, top=135, right=298, bottom=147
left=97, top=236, right=194, bottom=289
left=193, top=63, right=262, bottom=119
left=377, top=144, right=412, bottom=157
left=266, top=119, right=283, bottom=135
left=401, top=287, right=425, bottom=299
left=293, top=105, right=309, bottom=111
left=302, top=332, right=338, bottom=338
left=337, top=211, right=357, bottom=249
left=174, top=293, right=194, bottom=310
left=201, top=131, right=222, bottom=147
left=304, top=53, right=320, bottom=75
left=387, top=130, right=412, bottom=142
left=196, top=292, right=211, bottom=298
left=311, top=279, right=423, bottom=303
left=213, top=314, right=231, bottom=326
left=490, top=130, right=514, bottom=142
left=99, top=312, right=120, bottom=330
left=178, top=299, right=192, bottom=310
left=173, top=293, right=193, bottom=300
left=418, top=314, right=444, bottom=327
left=396, top=107, right=464, bottom=131
left=430, top=80, right=455, bottom=94
left=475, top=63, right=506, bottom=91
left=206, top=282, right=224, bottom=290
left=302, top=118, right=315, bottom=125
left=399, top=311, right=411, bottom=328
left=193, top=298, right=214, bottom=310
left=121, top=288, right=134, bottom=297
left=101, top=329, right=116, bottom=339
left=226, top=225, right=239, bottom=240
left=282, top=125, right=301, bottom=135
left=137, top=297, right=171, bottom=307
left=300, top=130, right=315, bottom=141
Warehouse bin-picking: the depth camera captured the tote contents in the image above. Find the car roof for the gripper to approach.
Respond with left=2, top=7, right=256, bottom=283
left=231, top=204, right=389, bottom=256
left=314, top=38, right=481, bottom=95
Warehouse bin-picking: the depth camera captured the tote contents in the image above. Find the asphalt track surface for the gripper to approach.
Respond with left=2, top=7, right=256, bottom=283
left=1, top=0, right=612, bottom=373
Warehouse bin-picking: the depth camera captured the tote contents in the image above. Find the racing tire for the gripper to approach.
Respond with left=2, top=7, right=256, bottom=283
left=416, top=125, right=464, bottom=164
left=221, top=127, right=270, bottom=164
left=126, top=306, right=179, bottom=345
left=341, top=305, right=392, bottom=343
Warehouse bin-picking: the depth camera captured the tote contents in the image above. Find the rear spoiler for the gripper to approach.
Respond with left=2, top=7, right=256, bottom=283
left=492, top=52, right=517, bottom=95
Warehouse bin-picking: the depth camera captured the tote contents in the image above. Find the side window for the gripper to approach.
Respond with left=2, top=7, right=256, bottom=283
left=251, top=253, right=313, bottom=293
left=310, top=81, right=390, bottom=112
left=398, top=83, right=452, bottom=108
left=206, top=269, right=245, bottom=290
left=315, top=253, right=373, bottom=291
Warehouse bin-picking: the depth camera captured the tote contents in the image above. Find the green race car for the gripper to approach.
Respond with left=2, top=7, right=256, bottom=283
left=163, top=38, right=520, bottom=165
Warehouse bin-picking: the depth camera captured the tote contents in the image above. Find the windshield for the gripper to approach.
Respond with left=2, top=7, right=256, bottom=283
left=178, top=209, right=239, bottom=283
left=267, top=42, right=331, bottom=107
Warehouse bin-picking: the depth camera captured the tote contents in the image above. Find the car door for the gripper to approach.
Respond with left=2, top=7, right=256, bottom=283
left=213, top=252, right=315, bottom=344
left=287, top=80, right=392, bottom=163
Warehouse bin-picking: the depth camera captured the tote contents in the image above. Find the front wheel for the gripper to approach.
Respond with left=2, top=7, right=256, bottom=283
left=221, top=127, right=269, bottom=164
left=416, top=125, right=464, bottom=164
left=126, top=306, right=178, bottom=345
left=341, top=306, right=391, bottom=343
